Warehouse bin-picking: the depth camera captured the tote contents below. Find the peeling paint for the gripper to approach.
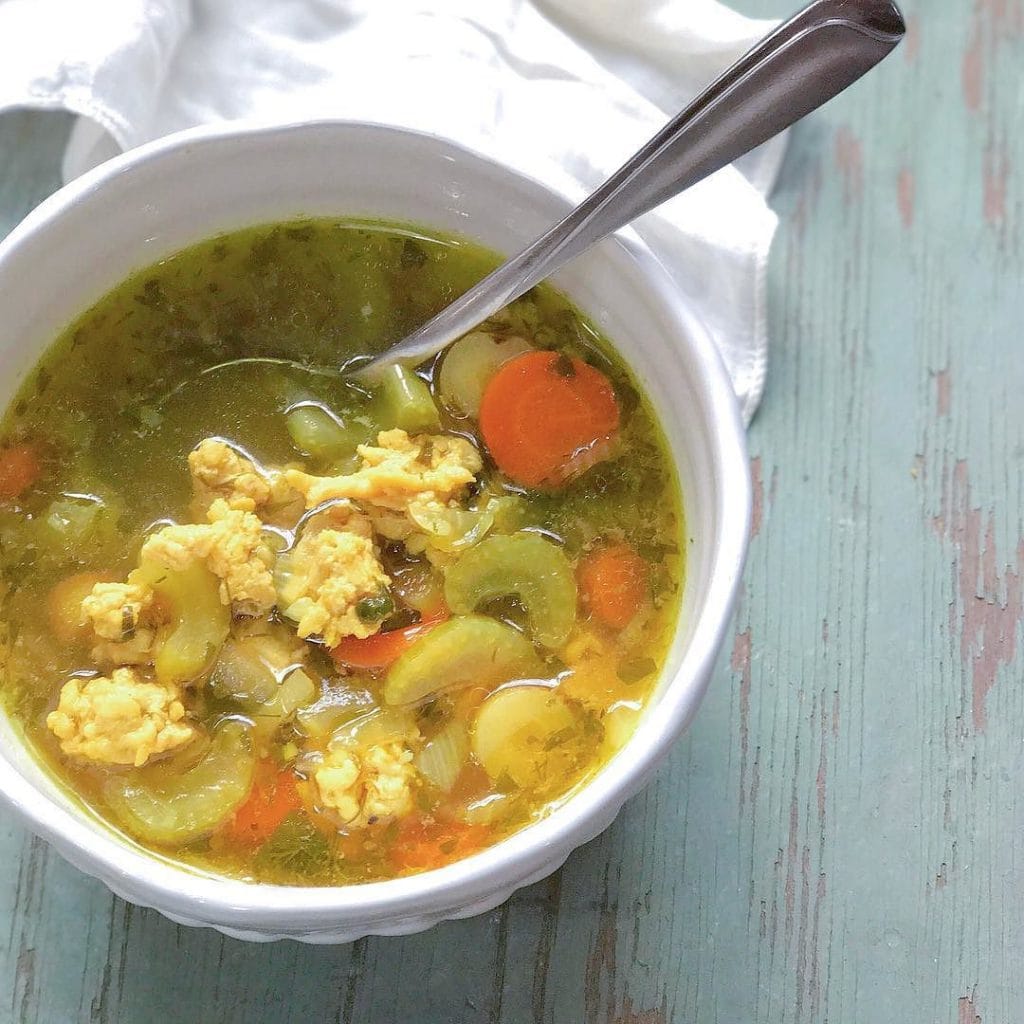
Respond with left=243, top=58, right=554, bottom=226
left=959, top=988, right=982, bottom=1024
left=795, top=844, right=812, bottom=1022
left=611, top=998, right=667, bottom=1024
left=932, top=459, right=1023, bottom=731
left=808, top=870, right=826, bottom=1017
left=934, top=367, right=951, bottom=416
left=791, top=163, right=823, bottom=240
left=784, top=787, right=799, bottom=945
left=982, top=141, right=1009, bottom=226
left=903, top=13, right=920, bottom=62
left=732, top=629, right=753, bottom=813
left=750, top=456, right=764, bottom=538
left=815, top=700, right=828, bottom=825
left=897, top=166, right=915, bottom=228
left=962, top=28, right=984, bottom=111
left=834, top=127, right=863, bottom=205
left=584, top=906, right=617, bottom=1023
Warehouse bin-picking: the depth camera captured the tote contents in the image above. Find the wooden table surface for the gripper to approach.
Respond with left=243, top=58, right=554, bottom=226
left=2, top=1, right=1021, bottom=1020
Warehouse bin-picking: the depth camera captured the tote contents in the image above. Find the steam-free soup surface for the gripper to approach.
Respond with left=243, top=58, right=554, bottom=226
left=0, top=219, right=682, bottom=884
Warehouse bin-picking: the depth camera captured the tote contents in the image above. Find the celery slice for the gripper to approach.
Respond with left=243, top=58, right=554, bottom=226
left=438, top=332, right=532, bottom=417
left=104, top=720, right=255, bottom=846
left=444, top=533, right=577, bottom=648
left=384, top=614, right=543, bottom=706
left=373, top=364, right=441, bottom=433
left=472, top=685, right=578, bottom=789
left=131, top=559, right=230, bottom=687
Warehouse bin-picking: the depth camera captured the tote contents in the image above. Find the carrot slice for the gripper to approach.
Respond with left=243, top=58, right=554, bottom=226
left=222, top=762, right=303, bottom=847
left=578, top=543, right=649, bottom=629
left=478, top=351, right=619, bottom=488
left=391, top=815, right=491, bottom=873
left=0, top=443, right=41, bottom=501
left=330, top=608, right=448, bottom=671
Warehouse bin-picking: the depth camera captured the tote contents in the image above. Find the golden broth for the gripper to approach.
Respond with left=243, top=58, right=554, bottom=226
left=0, top=219, right=683, bottom=884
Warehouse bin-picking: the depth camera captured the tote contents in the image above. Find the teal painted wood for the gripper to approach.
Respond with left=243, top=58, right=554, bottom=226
left=1, top=0, right=1022, bottom=1018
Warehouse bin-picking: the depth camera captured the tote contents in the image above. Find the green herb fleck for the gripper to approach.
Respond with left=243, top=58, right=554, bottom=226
left=400, top=239, right=428, bottom=268
left=255, top=812, right=331, bottom=876
left=356, top=591, right=395, bottom=623
left=135, top=279, right=165, bottom=309
left=551, top=352, right=576, bottom=378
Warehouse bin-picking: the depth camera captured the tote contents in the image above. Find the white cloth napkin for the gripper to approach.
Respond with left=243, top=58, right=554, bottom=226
left=0, top=0, right=785, bottom=423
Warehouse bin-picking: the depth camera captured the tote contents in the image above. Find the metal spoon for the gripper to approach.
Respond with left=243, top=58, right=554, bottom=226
left=354, top=0, right=904, bottom=382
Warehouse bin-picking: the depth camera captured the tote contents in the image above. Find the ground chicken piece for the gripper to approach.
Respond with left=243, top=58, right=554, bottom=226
left=263, top=467, right=306, bottom=529
left=278, top=527, right=390, bottom=646
left=81, top=582, right=154, bottom=642
left=285, top=429, right=481, bottom=512
left=314, top=741, right=417, bottom=827
left=46, top=668, right=194, bottom=767
left=299, top=499, right=375, bottom=541
left=82, top=582, right=157, bottom=667
left=141, top=498, right=277, bottom=613
left=189, top=438, right=304, bottom=528
left=189, top=438, right=271, bottom=514
left=91, top=628, right=157, bottom=667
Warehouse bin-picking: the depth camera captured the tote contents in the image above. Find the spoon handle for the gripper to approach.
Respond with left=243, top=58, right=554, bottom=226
left=357, top=0, right=905, bottom=380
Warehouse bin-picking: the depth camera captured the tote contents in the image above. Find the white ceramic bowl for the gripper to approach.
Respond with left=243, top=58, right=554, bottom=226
left=0, top=120, right=749, bottom=943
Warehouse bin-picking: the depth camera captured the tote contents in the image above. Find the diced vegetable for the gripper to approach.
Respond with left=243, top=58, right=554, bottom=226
left=209, top=638, right=279, bottom=705
left=330, top=706, right=417, bottom=749
left=578, top=543, right=648, bottom=629
left=438, top=331, right=533, bottom=417
left=384, top=614, right=543, bottom=707
left=285, top=403, right=362, bottom=461
left=373, top=364, right=441, bottom=433
left=104, top=720, right=255, bottom=845
left=616, top=655, right=656, bottom=684
left=276, top=669, right=317, bottom=717
left=295, top=684, right=376, bottom=739
left=40, top=493, right=119, bottom=548
left=390, top=815, right=491, bottom=873
left=272, top=549, right=303, bottom=612
left=0, top=443, right=41, bottom=501
left=221, top=761, right=303, bottom=847
left=601, top=703, right=641, bottom=756
left=479, top=351, right=619, bottom=488
left=131, top=559, right=230, bottom=686
left=415, top=721, right=470, bottom=792
left=209, top=636, right=315, bottom=718
left=472, top=685, right=579, bottom=789
left=385, top=554, right=446, bottom=615
left=444, top=532, right=577, bottom=648
left=47, top=571, right=115, bottom=644
left=407, top=502, right=495, bottom=554
left=331, top=609, right=448, bottom=672
left=486, top=493, right=528, bottom=536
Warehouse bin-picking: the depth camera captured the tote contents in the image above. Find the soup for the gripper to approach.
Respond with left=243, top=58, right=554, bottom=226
left=0, top=219, right=682, bottom=884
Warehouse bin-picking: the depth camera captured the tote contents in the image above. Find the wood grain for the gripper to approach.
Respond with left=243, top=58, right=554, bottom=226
left=2, top=0, right=1023, bottom=1019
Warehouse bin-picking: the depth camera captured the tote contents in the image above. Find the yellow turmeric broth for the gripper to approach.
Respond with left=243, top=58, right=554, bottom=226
left=0, top=219, right=683, bottom=884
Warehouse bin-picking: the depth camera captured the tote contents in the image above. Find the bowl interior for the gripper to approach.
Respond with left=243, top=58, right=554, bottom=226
left=0, top=121, right=747, bottom=930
